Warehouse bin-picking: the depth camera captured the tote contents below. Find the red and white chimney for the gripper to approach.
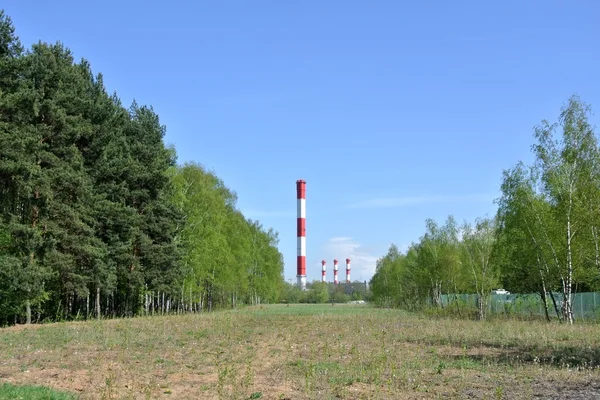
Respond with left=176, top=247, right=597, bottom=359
left=321, top=260, right=326, bottom=282
left=333, top=259, right=339, bottom=284
left=296, top=180, right=307, bottom=290
left=346, top=258, right=351, bottom=283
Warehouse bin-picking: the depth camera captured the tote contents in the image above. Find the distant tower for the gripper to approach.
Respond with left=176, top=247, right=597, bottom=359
left=296, top=180, right=307, bottom=290
left=346, top=258, right=351, bottom=283
left=321, top=260, right=327, bottom=282
left=333, top=259, right=339, bottom=284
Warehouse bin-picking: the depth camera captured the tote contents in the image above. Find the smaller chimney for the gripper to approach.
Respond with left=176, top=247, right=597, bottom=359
left=333, top=259, right=339, bottom=284
left=346, top=258, right=351, bottom=283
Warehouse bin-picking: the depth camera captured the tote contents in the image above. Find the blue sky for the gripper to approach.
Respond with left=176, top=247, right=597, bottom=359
left=4, top=1, right=600, bottom=283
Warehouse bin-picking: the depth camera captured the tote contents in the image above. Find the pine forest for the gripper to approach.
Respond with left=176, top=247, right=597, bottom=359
left=0, top=11, right=285, bottom=326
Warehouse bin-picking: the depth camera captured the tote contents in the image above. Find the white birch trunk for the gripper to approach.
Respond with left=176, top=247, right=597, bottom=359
left=96, top=287, right=101, bottom=320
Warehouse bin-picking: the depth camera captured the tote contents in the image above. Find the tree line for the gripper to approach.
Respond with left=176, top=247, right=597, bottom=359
left=0, top=11, right=284, bottom=326
left=370, top=95, right=600, bottom=324
left=280, top=281, right=367, bottom=304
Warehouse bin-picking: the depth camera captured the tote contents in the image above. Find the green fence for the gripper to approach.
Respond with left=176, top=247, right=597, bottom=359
left=440, top=292, right=600, bottom=320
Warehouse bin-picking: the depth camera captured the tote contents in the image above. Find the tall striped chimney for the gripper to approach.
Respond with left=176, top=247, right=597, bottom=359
left=296, top=180, right=307, bottom=290
left=346, top=258, right=351, bottom=283
left=333, top=259, right=339, bottom=284
left=321, top=260, right=326, bottom=282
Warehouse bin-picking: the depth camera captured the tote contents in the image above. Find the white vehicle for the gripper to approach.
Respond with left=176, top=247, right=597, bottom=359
left=491, top=289, right=510, bottom=295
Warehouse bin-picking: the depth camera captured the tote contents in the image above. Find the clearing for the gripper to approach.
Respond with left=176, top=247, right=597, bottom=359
left=0, top=304, right=599, bottom=399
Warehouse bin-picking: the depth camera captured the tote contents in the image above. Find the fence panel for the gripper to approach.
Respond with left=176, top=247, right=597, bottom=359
left=440, top=292, right=600, bottom=320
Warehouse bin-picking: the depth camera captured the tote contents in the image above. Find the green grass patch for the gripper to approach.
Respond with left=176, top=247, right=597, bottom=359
left=237, top=303, right=373, bottom=316
left=0, top=383, right=75, bottom=400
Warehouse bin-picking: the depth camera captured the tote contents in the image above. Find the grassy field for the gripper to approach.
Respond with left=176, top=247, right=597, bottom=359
left=0, top=304, right=599, bottom=399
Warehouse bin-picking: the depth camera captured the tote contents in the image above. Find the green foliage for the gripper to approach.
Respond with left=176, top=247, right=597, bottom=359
left=371, top=96, right=600, bottom=324
left=331, top=287, right=350, bottom=303
left=0, top=10, right=22, bottom=58
left=0, top=10, right=284, bottom=324
left=370, top=217, right=468, bottom=310
left=460, top=217, right=499, bottom=320
left=303, top=281, right=329, bottom=303
left=370, top=244, right=404, bottom=307
left=280, top=281, right=304, bottom=303
left=170, top=162, right=284, bottom=311
left=496, top=95, right=600, bottom=322
left=279, top=281, right=356, bottom=304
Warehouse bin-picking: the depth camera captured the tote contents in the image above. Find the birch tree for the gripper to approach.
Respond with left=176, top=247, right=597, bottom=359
left=531, top=96, right=600, bottom=323
left=416, top=216, right=461, bottom=307
left=461, top=217, right=498, bottom=320
left=496, top=96, right=600, bottom=324
left=496, top=163, right=563, bottom=321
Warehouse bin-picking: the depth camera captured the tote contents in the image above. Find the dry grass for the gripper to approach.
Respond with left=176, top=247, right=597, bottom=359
left=0, top=304, right=599, bottom=399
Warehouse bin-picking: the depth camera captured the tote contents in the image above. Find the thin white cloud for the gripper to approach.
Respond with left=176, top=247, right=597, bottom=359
left=346, top=194, right=495, bottom=209
left=328, top=236, right=354, bottom=243
left=319, top=237, right=379, bottom=282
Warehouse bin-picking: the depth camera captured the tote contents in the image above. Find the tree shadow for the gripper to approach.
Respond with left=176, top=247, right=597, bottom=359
left=443, top=344, right=600, bottom=369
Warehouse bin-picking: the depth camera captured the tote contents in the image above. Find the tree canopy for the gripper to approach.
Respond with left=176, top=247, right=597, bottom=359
left=0, top=10, right=284, bottom=325
left=370, top=95, right=600, bottom=324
